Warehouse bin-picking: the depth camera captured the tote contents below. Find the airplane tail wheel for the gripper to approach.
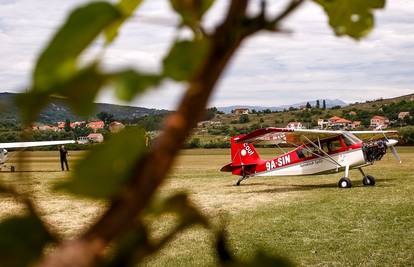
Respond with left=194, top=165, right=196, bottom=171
left=338, top=177, right=352, bottom=188
left=362, top=175, right=376, bottom=186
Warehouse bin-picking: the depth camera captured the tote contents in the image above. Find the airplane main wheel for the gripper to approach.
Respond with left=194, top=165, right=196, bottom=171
left=362, top=175, right=376, bottom=186
left=338, top=177, right=352, bottom=188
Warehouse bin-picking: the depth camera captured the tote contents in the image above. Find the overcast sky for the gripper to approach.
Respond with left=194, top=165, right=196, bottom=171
left=0, top=0, right=413, bottom=109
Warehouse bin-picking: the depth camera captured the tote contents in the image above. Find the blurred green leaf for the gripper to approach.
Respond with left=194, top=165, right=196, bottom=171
left=154, top=192, right=209, bottom=227
left=105, top=0, right=144, bottom=44
left=163, top=39, right=209, bottom=81
left=313, top=0, right=385, bottom=39
left=104, top=222, right=150, bottom=267
left=18, top=64, right=107, bottom=123
left=0, top=215, right=53, bottom=267
left=215, top=229, right=294, bottom=267
left=215, top=229, right=234, bottom=265
left=33, top=2, right=121, bottom=90
left=105, top=193, right=209, bottom=266
left=111, top=70, right=162, bottom=101
left=55, top=127, right=147, bottom=199
left=170, top=0, right=215, bottom=31
left=56, top=64, right=107, bottom=115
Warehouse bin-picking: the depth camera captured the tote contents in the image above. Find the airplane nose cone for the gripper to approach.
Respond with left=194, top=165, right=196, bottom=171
left=386, top=139, right=398, bottom=147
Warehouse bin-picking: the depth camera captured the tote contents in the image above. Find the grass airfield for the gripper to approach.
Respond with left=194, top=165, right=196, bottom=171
left=0, top=148, right=413, bottom=266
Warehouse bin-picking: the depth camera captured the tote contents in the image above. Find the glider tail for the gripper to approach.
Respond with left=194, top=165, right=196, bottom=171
left=221, top=136, right=261, bottom=173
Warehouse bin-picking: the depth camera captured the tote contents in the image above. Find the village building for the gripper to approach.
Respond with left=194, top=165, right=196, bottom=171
left=348, top=111, right=357, bottom=116
left=32, top=124, right=59, bottom=131
left=398, top=111, right=410, bottom=120
left=328, top=116, right=352, bottom=129
left=233, top=108, right=249, bottom=115
left=87, top=121, right=105, bottom=132
left=286, top=121, right=304, bottom=129
left=351, top=121, right=361, bottom=129
left=87, top=133, right=104, bottom=143
left=70, top=121, right=86, bottom=128
left=370, top=115, right=389, bottom=129
left=57, top=121, right=86, bottom=130
left=197, top=121, right=222, bottom=127
left=77, top=136, right=90, bottom=144
left=109, top=121, right=125, bottom=133
left=57, top=121, right=66, bottom=130
left=317, top=119, right=329, bottom=129
left=317, top=116, right=353, bottom=130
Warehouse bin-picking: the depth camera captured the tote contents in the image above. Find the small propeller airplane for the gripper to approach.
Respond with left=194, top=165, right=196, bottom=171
left=0, top=140, right=75, bottom=171
left=221, top=128, right=401, bottom=188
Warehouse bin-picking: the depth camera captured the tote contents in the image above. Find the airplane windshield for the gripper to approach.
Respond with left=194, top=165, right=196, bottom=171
left=342, top=132, right=362, bottom=145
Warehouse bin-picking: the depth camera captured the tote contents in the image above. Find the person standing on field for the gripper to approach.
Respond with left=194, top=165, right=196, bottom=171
left=59, top=145, right=69, bottom=171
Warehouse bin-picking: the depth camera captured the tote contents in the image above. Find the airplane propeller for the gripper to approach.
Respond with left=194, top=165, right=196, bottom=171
left=385, top=139, right=402, bottom=163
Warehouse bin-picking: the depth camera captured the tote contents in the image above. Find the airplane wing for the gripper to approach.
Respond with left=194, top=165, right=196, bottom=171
left=234, top=128, right=343, bottom=145
left=0, top=140, right=76, bottom=149
left=349, top=130, right=399, bottom=141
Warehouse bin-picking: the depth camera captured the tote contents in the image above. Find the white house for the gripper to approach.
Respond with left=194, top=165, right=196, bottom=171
left=286, top=121, right=304, bottom=129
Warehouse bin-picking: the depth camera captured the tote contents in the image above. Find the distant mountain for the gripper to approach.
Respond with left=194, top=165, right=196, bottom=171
left=217, top=99, right=347, bottom=114
left=0, top=92, right=168, bottom=124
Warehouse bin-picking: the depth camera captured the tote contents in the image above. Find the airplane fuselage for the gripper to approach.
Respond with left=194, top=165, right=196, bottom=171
left=229, top=135, right=377, bottom=178
left=255, top=147, right=366, bottom=177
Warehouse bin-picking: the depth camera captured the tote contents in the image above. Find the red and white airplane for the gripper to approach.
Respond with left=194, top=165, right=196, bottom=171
left=0, top=140, right=75, bottom=171
left=221, top=128, right=401, bottom=188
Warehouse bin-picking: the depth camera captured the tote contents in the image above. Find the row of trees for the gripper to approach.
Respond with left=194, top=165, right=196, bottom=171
left=305, top=99, right=327, bottom=110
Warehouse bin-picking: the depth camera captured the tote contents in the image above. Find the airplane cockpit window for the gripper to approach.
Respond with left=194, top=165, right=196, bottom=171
left=319, top=139, right=341, bottom=154
left=320, top=143, right=329, bottom=154
left=296, top=148, right=305, bottom=158
left=343, top=136, right=353, bottom=146
left=329, top=140, right=342, bottom=152
left=342, top=132, right=361, bottom=146
left=296, top=147, right=313, bottom=158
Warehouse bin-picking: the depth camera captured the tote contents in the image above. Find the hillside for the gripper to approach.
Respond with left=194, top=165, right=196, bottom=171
left=0, top=92, right=168, bottom=124
left=190, top=93, right=414, bottom=147
left=217, top=99, right=346, bottom=113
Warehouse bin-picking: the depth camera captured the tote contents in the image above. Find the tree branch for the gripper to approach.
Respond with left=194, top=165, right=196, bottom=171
left=37, top=0, right=303, bottom=266
left=242, top=0, right=305, bottom=37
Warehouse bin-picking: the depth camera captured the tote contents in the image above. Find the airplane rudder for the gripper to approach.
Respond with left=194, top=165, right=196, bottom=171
left=230, top=136, right=260, bottom=165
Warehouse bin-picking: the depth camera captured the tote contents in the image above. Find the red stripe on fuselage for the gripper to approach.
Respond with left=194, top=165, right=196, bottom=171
left=254, top=141, right=363, bottom=173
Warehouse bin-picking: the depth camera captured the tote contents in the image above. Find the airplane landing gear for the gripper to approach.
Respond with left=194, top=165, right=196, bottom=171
left=236, top=166, right=247, bottom=186
left=359, top=168, right=376, bottom=186
left=338, top=165, right=352, bottom=188
left=362, top=175, right=376, bottom=186
left=236, top=175, right=248, bottom=186
left=338, top=177, right=352, bottom=188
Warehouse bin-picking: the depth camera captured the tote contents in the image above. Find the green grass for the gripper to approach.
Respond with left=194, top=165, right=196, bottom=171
left=0, top=148, right=413, bottom=266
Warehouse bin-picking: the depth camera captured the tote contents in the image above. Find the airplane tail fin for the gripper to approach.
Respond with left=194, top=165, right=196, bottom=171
left=231, top=136, right=260, bottom=166
left=221, top=136, right=261, bottom=173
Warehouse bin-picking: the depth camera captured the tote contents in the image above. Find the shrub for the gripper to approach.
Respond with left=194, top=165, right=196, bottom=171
left=238, top=114, right=250, bottom=123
